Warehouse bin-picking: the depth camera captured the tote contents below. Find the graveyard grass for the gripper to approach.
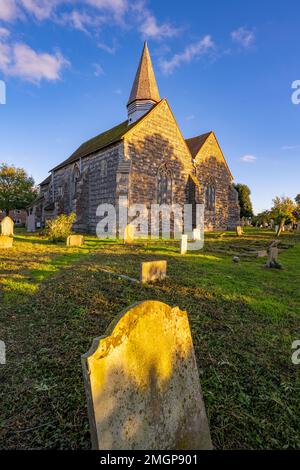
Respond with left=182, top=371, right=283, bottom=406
left=0, top=228, right=299, bottom=450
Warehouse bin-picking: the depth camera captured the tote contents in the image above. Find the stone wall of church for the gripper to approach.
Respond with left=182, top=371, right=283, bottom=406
left=124, top=100, right=195, bottom=209
left=194, top=133, right=240, bottom=230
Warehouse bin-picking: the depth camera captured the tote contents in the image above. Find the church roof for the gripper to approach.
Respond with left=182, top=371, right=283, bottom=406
left=127, top=41, right=160, bottom=106
left=39, top=175, right=51, bottom=186
left=51, top=102, right=160, bottom=172
left=185, top=132, right=212, bottom=158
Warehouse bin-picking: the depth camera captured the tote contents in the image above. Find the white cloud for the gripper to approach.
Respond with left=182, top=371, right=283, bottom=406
left=138, top=11, right=180, bottom=40
left=0, top=0, right=18, bottom=21
left=281, top=145, right=299, bottom=151
left=241, top=155, right=257, bottom=163
left=231, top=27, right=255, bottom=49
left=0, top=26, right=10, bottom=38
left=85, top=0, right=128, bottom=21
left=0, top=41, right=69, bottom=83
left=19, top=0, right=58, bottom=20
left=93, top=62, right=104, bottom=76
left=62, top=9, right=105, bottom=33
left=97, top=41, right=117, bottom=54
left=160, top=35, right=215, bottom=75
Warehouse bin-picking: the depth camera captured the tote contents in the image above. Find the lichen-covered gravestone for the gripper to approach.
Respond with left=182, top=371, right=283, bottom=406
left=1, top=216, right=14, bottom=237
left=66, top=234, right=84, bottom=247
left=124, top=224, right=134, bottom=244
left=82, top=300, right=212, bottom=450
left=0, top=236, right=13, bottom=249
left=236, top=226, right=243, bottom=237
left=27, top=213, right=36, bottom=232
left=180, top=234, right=188, bottom=255
left=140, top=260, right=167, bottom=284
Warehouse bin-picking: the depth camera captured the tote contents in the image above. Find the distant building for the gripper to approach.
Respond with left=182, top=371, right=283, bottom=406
left=33, top=42, right=240, bottom=233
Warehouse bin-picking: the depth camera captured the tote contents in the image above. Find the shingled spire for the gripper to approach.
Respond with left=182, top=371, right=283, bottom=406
left=127, top=42, right=161, bottom=124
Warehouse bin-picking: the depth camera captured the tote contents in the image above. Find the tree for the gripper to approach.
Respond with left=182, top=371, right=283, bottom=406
left=0, top=163, right=37, bottom=215
left=271, top=196, right=296, bottom=237
left=252, top=210, right=271, bottom=227
left=234, top=184, right=254, bottom=220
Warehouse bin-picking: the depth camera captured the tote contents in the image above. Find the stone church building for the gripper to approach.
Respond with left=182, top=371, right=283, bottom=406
left=33, top=42, right=240, bottom=233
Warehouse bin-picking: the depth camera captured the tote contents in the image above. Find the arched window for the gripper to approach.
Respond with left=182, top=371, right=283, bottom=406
left=205, top=185, right=216, bottom=211
left=72, top=165, right=81, bottom=197
left=157, top=164, right=172, bottom=205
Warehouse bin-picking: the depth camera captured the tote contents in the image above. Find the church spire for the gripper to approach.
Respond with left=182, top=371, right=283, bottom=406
left=127, top=42, right=161, bottom=124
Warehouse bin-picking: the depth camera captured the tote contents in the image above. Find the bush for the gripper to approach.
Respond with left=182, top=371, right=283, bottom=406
left=46, top=213, right=76, bottom=243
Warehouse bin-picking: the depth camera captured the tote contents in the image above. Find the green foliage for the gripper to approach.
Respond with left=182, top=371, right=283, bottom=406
left=234, top=183, right=254, bottom=219
left=0, top=163, right=37, bottom=213
left=46, top=213, right=76, bottom=242
left=252, top=210, right=271, bottom=227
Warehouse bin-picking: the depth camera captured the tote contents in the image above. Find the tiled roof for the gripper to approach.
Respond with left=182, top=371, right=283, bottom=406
left=50, top=101, right=161, bottom=172
left=127, top=42, right=160, bottom=106
left=185, top=132, right=212, bottom=158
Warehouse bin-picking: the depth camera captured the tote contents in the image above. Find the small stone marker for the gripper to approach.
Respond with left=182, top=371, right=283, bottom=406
left=192, top=228, right=201, bottom=241
left=1, top=216, right=14, bottom=237
left=124, top=224, right=134, bottom=244
left=140, top=260, right=167, bottom=283
left=0, top=235, right=13, bottom=248
left=266, top=247, right=281, bottom=269
left=82, top=300, right=212, bottom=450
left=66, top=234, right=84, bottom=247
left=27, top=213, right=36, bottom=232
left=236, top=226, right=243, bottom=237
left=180, top=234, right=188, bottom=255
left=232, top=256, right=240, bottom=263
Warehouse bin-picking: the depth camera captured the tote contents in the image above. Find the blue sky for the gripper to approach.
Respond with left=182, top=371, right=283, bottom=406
left=0, top=0, right=300, bottom=213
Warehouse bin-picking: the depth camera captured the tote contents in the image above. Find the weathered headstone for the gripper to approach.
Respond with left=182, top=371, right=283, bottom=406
left=192, top=228, right=201, bottom=241
left=140, top=260, right=167, bottom=284
left=0, top=236, right=13, bottom=248
left=236, top=226, right=243, bottom=237
left=82, top=300, right=212, bottom=450
left=180, top=234, right=188, bottom=255
left=124, top=224, right=134, bottom=244
left=66, top=234, right=84, bottom=247
left=232, top=256, right=240, bottom=263
left=27, top=213, right=36, bottom=232
left=1, top=216, right=14, bottom=237
left=266, top=247, right=281, bottom=269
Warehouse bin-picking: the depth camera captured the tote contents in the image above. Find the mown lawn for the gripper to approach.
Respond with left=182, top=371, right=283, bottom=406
left=0, top=228, right=299, bottom=449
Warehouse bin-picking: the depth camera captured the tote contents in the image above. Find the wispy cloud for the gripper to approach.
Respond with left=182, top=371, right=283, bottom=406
left=97, top=41, right=117, bottom=54
left=281, top=145, right=300, bottom=151
left=240, top=154, right=257, bottom=163
left=231, top=26, right=255, bottom=49
left=0, top=40, right=69, bottom=83
left=93, top=62, right=104, bottom=76
left=160, top=35, right=215, bottom=75
left=0, top=0, right=19, bottom=21
left=0, top=26, right=10, bottom=38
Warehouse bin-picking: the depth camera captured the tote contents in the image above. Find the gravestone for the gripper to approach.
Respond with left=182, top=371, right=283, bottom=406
left=141, top=260, right=167, bottom=284
left=82, top=300, right=212, bottom=450
left=27, top=213, right=36, bottom=232
left=124, top=224, right=134, bottom=244
left=1, top=216, right=14, bottom=237
left=180, top=234, right=188, bottom=255
left=266, top=247, right=281, bottom=269
left=192, top=228, right=201, bottom=241
left=0, top=236, right=13, bottom=248
left=236, top=226, right=243, bottom=237
left=67, top=234, right=84, bottom=247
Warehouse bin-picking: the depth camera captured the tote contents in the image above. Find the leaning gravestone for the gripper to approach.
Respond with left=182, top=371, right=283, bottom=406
left=181, top=234, right=188, bottom=255
left=66, top=234, right=84, bottom=247
left=236, top=226, right=243, bottom=237
left=82, top=300, right=212, bottom=450
left=140, top=260, right=167, bottom=284
left=1, top=216, right=14, bottom=237
left=0, top=236, right=13, bottom=248
left=266, top=246, right=281, bottom=269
